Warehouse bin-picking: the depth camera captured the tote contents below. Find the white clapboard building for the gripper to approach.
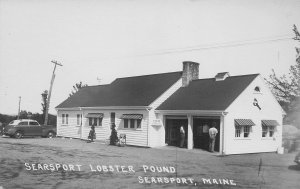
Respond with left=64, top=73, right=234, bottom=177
left=56, top=62, right=284, bottom=155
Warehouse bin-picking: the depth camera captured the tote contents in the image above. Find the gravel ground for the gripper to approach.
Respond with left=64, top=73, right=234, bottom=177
left=0, top=136, right=299, bottom=189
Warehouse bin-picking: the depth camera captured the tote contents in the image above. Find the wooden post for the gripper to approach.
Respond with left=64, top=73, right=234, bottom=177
left=187, top=114, right=193, bottom=149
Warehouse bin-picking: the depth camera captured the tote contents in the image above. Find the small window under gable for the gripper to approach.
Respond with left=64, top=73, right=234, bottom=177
left=254, top=86, right=261, bottom=93
left=215, top=72, right=230, bottom=81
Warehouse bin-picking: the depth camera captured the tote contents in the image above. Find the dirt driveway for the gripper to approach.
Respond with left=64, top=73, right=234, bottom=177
left=0, top=136, right=299, bottom=189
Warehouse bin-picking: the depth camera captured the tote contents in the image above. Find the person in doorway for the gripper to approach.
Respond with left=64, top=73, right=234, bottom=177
left=208, top=122, right=218, bottom=152
left=179, top=126, right=185, bottom=148
left=88, top=124, right=96, bottom=143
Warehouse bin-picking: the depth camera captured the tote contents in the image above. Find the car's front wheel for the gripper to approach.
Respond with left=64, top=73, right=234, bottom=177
left=47, top=131, right=56, bottom=138
left=14, top=131, right=23, bottom=139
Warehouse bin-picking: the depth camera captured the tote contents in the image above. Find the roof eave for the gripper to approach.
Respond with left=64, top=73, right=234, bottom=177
left=56, top=106, right=152, bottom=111
left=154, top=109, right=228, bottom=115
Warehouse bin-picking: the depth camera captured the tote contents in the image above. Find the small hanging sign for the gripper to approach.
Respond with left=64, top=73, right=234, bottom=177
left=152, top=119, right=162, bottom=126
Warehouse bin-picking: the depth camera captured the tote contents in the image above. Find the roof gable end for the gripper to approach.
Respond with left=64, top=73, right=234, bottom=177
left=157, top=74, right=259, bottom=111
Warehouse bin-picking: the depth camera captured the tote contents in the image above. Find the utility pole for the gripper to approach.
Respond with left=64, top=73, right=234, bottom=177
left=44, top=60, right=62, bottom=125
left=17, top=96, right=21, bottom=119
left=97, top=77, right=101, bottom=85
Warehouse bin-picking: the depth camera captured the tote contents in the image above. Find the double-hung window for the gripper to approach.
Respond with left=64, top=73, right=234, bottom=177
left=66, top=114, right=68, bottom=124
left=235, top=126, right=241, bottom=137
left=129, top=119, right=135, bottom=128
left=111, top=112, right=115, bottom=124
left=124, top=119, right=129, bottom=128
left=62, top=114, right=69, bottom=125
left=262, top=125, right=268, bottom=137
left=137, top=119, right=141, bottom=129
left=77, top=114, right=82, bottom=126
left=62, top=114, right=65, bottom=124
left=269, top=126, right=275, bottom=137
left=243, top=126, right=250, bottom=138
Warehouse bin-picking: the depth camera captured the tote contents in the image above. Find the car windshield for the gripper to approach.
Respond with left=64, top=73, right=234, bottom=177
left=9, top=120, right=20, bottom=125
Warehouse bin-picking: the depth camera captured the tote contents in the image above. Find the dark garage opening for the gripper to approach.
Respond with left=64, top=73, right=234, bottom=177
left=165, top=118, right=188, bottom=148
left=193, top=117, right=220, bottom=152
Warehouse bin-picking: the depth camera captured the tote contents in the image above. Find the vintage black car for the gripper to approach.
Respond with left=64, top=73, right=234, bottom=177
left=3, top=119, right=56, bottom=138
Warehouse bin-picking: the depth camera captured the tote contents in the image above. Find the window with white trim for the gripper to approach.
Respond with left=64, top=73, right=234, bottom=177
left=262, top=125, right=268, bottom=137
left=121, top=114, right=143, bottom=129
left=235, top=126, right=251, bottom=138
left=110, top=112, right=115, bottom=124
left=137, top=119, right=142, bottom=129
left=62, top=114, right=65, bottom=124
left=244, top=126, right=250, bottom=138
left=261, top=120, right=278, bottom=138
left=129, top=119, right=135, bottom=128
left=77, top=114, right=82, bottom=125
left=88, top=117, right=102, bottom=126
left=269, top=126, right=275, bottom=137
left=62, top=114, right=69, bottom=125
left=262, top=126, right=276, bottom=138
left=234, top=119, right=254, bottom=138
left=123, top=119, right=142, bottom=129
left=124, top=119, right=129, bottom=128
left=235, top=126, right=241, bottom=137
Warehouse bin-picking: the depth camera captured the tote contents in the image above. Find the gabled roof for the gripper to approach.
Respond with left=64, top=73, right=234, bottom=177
left=157, top=74, right=259, bottom=111
left=56, top=71, right=182, bottom=108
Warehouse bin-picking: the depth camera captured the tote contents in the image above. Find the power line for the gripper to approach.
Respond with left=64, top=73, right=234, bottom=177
left=134, top=35, right=293, bottom=57
left=63, top=34, right=294, bottom=63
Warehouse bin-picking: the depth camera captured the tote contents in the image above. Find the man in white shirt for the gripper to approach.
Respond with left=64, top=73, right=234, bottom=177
left=208, top=122, right=218, bottom=152
left=179, top=126, right=185, bottom=148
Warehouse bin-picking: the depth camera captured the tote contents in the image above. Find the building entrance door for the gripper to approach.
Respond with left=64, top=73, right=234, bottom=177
left=165, top=118, right=188, bottom=148
left=193, top=118, right=220, bottom=152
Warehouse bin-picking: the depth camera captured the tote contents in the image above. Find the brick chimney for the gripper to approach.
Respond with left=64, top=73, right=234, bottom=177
left=182, top=61, right=199, bottom=87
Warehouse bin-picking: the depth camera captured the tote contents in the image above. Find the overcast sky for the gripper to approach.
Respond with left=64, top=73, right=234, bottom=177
left=0, top=0, right=300, bottom=115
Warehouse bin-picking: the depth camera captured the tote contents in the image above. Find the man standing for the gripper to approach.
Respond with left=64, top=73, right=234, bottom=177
left=209, top=122, right=218, bottom=152
left=179, top=126, right=185, bottom=148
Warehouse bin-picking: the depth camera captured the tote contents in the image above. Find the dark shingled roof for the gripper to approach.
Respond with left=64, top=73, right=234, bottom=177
left=56, top=71, right=182, bottom=108
left=157, top=74, right=259, bottom=111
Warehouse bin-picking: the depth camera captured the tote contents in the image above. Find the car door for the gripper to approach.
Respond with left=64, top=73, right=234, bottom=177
left=17, top=121, right=29, bottom=136
left=29, top=121, right=42, bottom=136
